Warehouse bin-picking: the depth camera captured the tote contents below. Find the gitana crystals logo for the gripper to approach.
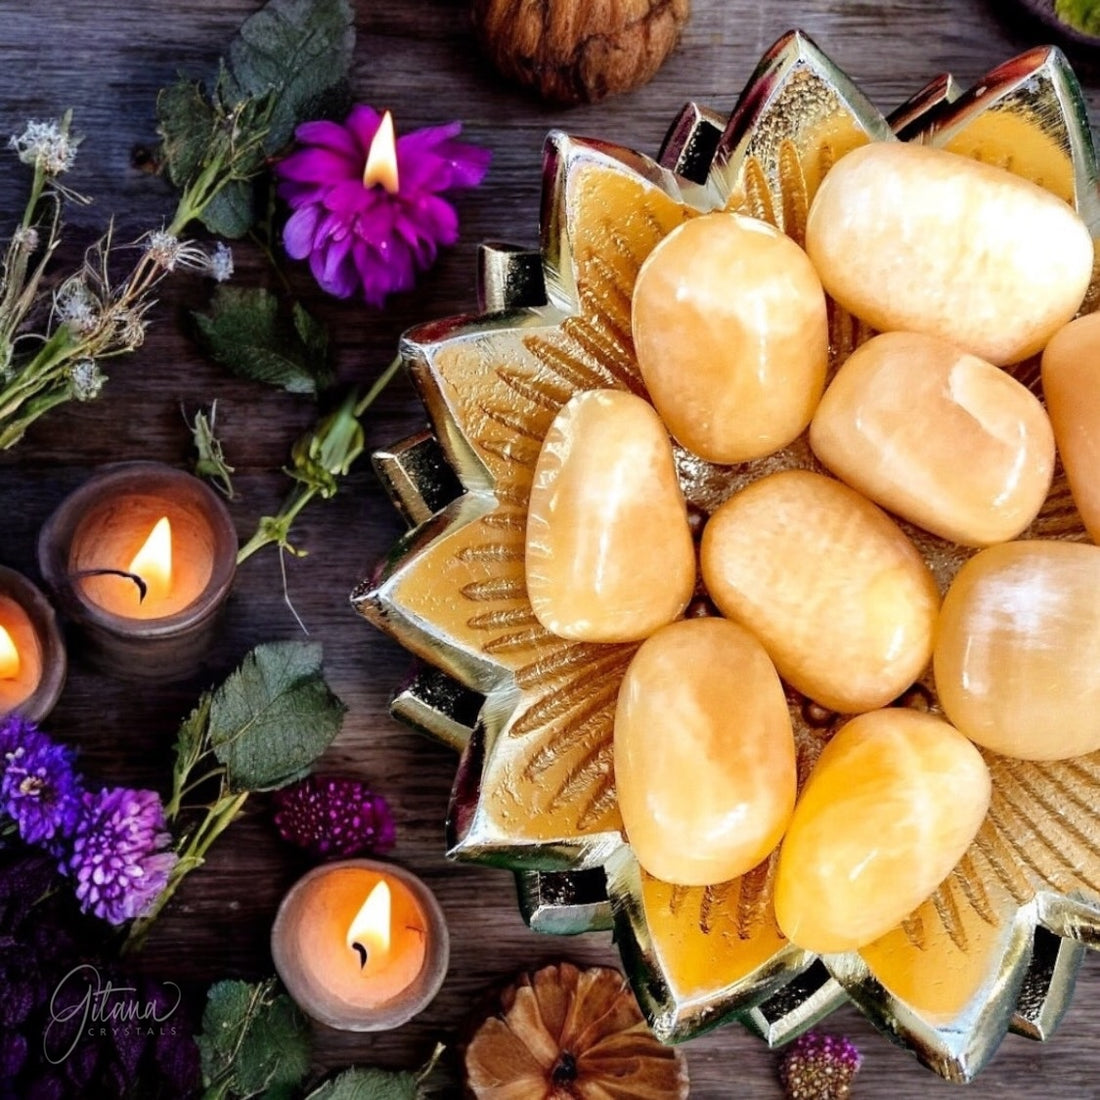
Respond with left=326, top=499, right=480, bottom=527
left=43, top=964, right=182, bottom=1064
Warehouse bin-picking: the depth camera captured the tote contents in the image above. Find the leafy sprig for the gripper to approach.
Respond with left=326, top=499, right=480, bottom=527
left=125, top=641, right=346, bottom=951
left=196, top=979, right=447, bottom=1100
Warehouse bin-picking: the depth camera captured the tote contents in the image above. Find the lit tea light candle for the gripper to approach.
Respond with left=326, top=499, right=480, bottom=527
left=0, top=565, right=66, bottom=721
left=271, top=859, right=449, bottom=1031
left=37, top=462, right=237, bottom=680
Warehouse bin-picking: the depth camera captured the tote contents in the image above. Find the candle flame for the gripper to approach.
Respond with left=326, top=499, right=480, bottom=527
left=346, top=880, right=391, bottom=967
left=363, top=111, right=399, bottom=194
left=0, top=625, right=19, bottom=680
left=128, top=516, right=173, bottom=603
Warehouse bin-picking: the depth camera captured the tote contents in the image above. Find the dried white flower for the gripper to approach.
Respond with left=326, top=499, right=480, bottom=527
left=67, top=358, right=105, bottom=401
left=143, top=229, right=208, bottom=273
left=53, top=278, right=100, bottom=336
left=9, top=119, right=79, bottom=176
left=115, top=308, right=148, bottom=351
left=12, top=226, right=38, bottom=254
left=208, top=242, right=234, bottom=282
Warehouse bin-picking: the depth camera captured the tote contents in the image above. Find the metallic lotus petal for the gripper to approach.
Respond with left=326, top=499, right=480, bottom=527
left=353, top=30, right=1100, bottom=1081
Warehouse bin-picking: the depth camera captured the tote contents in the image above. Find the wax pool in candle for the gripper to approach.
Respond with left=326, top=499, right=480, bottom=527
left=69, top=493, right=215, bottom=619
left=291, top=867, right=428, bottom=1011
left=0, top=595, right=43, bottom=714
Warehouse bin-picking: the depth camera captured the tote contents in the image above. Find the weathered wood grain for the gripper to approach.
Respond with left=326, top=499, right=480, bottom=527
left=1, top=0, right=1099, bottom=1095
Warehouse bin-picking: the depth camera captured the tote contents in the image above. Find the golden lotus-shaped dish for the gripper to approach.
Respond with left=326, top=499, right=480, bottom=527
left=354, top=31, right=1100, bottom=1081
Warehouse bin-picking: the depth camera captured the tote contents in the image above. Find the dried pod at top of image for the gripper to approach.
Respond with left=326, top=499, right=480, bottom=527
left=471, top=0, right=691, bottom=104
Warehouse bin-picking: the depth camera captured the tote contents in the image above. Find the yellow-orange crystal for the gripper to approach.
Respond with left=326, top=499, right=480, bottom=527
left=934, top=540, right=1100, bottom=760
left=774, top=708, right=991, bottom=954
left=525, top=389, right=695, bottom=642
left=1041, top=312, right=1100, bottom=544
left=805, top=142, right=1094, bottom=365
left=810, top=331, right=1055, bottom=546
left=700, top=469, right=940, bottom=713
left=614, top=617, right=796, bottom=886
left=632, top=212, right=828, bottom=464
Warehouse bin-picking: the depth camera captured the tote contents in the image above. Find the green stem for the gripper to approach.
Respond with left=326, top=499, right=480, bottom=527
left=355, top=354, right=403, bottom=418
left=123, top=790, right=250, bottom=954
left=235, top=486, right=317, bottom=564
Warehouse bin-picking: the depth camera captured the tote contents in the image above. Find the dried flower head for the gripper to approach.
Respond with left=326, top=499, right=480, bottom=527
left=465, top=962, right=689, bottom=1099
left=9, top=117, right=80, bottom=176
left=0, top=717, right=83, bottom=847
left=12, top=226, right=38, bottom=255
left=272, top=774, right=396, bottom=859
left=66, top=358, right=106, bottom=402
left=208, top=242, right=234, bottom=282
left=54, top=279, right=101, bottom=336
left=778, top=1031, right=862, bottom=1100
left=67, top=787, right=177, bottom=925
left=275, top=106, right=490, bottom=306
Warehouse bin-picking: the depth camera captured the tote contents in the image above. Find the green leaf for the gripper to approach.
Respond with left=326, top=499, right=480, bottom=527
left=306, top=1067, right=421, bottom=1100
left=169, top=691, right=213, bottom=819
left=198, top=979, right=311, bottom=1100
left=157, top=79, right=216, bottom=189
left=224, top=0, right=355, bottom=152
left=193, top=286, right=333, bottom=395
left=200, top=179, right=256, bottom=239
left=208, top=640, right=347, bottom=791
left=1056, top=0, right=1100, bottom=34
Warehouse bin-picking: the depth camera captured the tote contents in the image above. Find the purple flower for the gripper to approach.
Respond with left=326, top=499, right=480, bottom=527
left=272, top=774, right=396, bottom=859
left=778, top=1031, right=862, bottom=1100
left=275, top=105, right=491, bottom=306
left=0, top=717, right=83, bottom=846
left=66, top=787, right=177, bottom=926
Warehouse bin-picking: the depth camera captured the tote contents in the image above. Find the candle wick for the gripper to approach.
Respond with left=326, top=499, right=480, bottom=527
left=352, top=942, right=369, bottom=969
left=69, top=568, right=149, bottom=603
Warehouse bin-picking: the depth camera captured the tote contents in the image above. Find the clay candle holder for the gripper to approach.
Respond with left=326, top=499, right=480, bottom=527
left=0, top=565, right=66, bottom=721
left=271, top=859, right=450, bottom=1031
left=37, top=462, right=237, bottom=680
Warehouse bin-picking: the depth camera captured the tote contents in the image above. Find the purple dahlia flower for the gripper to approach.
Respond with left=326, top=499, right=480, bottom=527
left=272, top=774, right=396, bottom=859
left=275, top=105, right=491, bottom=306
left=67, top=787, right=177, bottom=925
left=0, top=716, right=82, bottom=846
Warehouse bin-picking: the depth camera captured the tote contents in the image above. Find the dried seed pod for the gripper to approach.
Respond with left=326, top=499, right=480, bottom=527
left=464, top=962, right=689, bottom=1099
left=471, top=0, right=691, bottom=105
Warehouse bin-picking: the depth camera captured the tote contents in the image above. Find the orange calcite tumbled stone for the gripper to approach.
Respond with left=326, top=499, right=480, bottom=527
left=614, top=617, right=796, bottom=886
left=632, top=212, right=828, bottom=464
left=774, top=709, right=991, bottom=954
left=934, top=540, right=1100, bottom=760
left=1042, top=312, right=1100, bottom=544
left=525, top=389, right=695, bottom=642
left=700, top=469, right=940, bottom=712
left=810, top=331, right=1055, bottom=546
left=805, top=142, right=1094, bottom=365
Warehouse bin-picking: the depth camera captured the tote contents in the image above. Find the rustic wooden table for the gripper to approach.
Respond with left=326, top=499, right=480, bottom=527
left=2, top=0, right=1098, bottom=1096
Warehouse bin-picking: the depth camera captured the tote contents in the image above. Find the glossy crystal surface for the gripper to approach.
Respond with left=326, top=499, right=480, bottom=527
left=355, top=30, right=1100, bottom=1081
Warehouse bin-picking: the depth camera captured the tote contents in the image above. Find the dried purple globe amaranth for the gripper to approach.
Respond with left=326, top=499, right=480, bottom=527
left=67, top=787, right=177, bottom=925
left=778, top=1031, right=862, bottom=1100
left=272, top=775, right=396, bottom=859
left=274, top=105, right=490, bottom=306
left=0, top=715, right=83, bottom=846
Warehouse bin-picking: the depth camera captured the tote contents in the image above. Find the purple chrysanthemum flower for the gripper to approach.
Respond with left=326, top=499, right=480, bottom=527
left=0, top=716, right=83, bottom=846
left=272, top=774, right=396, bottom=859
left=67, top=787, right=177, bottom=925
left=778, top=1031, right=862, bottom=1100
left=275, top=105, right=491, bottom=306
